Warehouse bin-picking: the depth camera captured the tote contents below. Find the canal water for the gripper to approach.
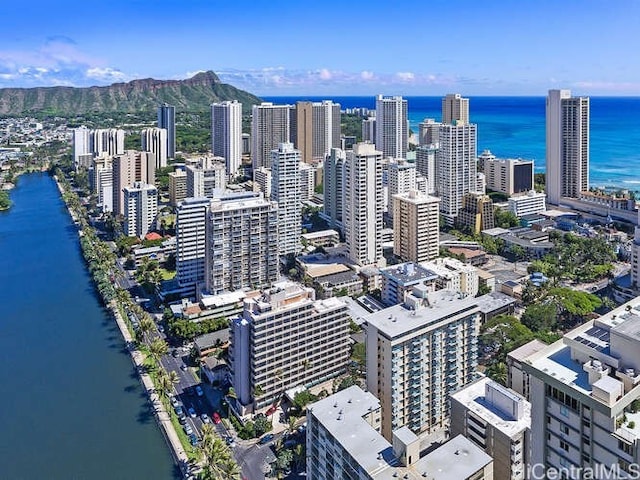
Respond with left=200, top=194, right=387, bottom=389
left=0, top=173, right=178, bottom=479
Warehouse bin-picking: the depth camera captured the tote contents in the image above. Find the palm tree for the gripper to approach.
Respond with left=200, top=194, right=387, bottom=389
left=486, top=361, right=508, bottom=386
left=167, top=370, right=180, bottom=387
left=156, top=371, right=172, bottom=399
left=287, top=415, right=298, bottom=433
left=292, top=443, right=306, bottom=473
left=148, top=338, right=169, bottom=366
left=137, top=316, right=155, bottom=343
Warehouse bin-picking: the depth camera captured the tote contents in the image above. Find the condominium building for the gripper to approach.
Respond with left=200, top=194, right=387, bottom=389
left=632, top=210, right=640, bottom=292
left=252, top=166, right=272, bottom=199
left=344, top=143, right=384, bottom=267
left=508, top=191, right=547, bottom=218
left=479, top=151, right=534, bottom=196
left=437, top=120, right=478, bottom=224
left=364, top=288, right=482, bottom=440
left=251, top=102, right=292, bottom=169
left=506, top=339, right=548, bottom=401
left=418, top=118, right=440, bottom=145
left=393, top=190, right=440, bottom=263
left=362, top=116, right=376, bottom=144
left=157, top=103, right=176, bottom=158
left=415, top=144, right=438, bottom=195
left=90, top=155, right=113, bottom=213
left=546, top=89, right=590, bottom=205
left=271, top=143, right=302, bottom=256
left=123, top=182, right=157, bottom=238
left=451, top=377, right=531, bottom=480
left=299, top=162, right=315, bottom=201
left=204, top=191, right=279, bottom=295
left=168, top=169, right=187, bottom=207
left=375, top=95, right=408, bottom=158
left=523, top=298, right=640, bottom=478
left=421, top=257, right=479, bottom=297
left=186, top=157, right=226, bottom=198
left=229, top=281, right=351, bottom=412
left=141, top=127, right=168, bottom=169
left=211, top=100, right=242, bottom=177
left=72, top=126, right=91, bottom=170
left=458, top=192, right=495, bottom=235
left=442, top=93, right=470, bottom=125
left=307, top=385, right=493, bottom=480
left=323, top=148, right=346, bottom=231
left=112, top=151, right=155, bottom=216
left=295, top=100, right=341, bottom=164
left=91, top=128, right=125, bottom=157
left=379, top=262, right=439, bottom=306
left=387, top=159, right=416, bottom=217
left=175, top=197, right=210, bottom=295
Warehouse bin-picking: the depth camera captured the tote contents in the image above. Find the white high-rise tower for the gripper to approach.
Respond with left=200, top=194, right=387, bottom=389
left=375, top=95, right=408, bottom=158
left=271, top=143, right=301, bottom=256
left=211, top=100, right=242, bottom=177
left=251, top=103, right=292, bottom=170
left=546, top=89, right=590, bottom=205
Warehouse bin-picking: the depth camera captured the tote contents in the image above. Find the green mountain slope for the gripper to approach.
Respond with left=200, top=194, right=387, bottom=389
left=0, top=71, right=261, bottom=115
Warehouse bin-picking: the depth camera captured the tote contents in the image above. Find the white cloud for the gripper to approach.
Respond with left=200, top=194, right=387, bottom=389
left=360, top=70, right=375, bottom=81
left=395, top=71, right=415, bottom=82
left=86, top=67, right=127, bottom=82
left=318, top=68, right=332, bottom=80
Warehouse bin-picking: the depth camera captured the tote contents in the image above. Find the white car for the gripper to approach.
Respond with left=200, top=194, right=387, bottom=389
left=201, top=413, right=211, bottom=424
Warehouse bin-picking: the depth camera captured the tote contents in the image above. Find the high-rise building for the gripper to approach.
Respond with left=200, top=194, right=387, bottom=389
left=123, top=182, right=157, bottom=238
left=387, top=159, right=416, bottom=218
left=252, top=167, right=272, bottom=199
left=141, top=127, right=168, bottom=169
left=393, top=190, right=440, bottom=263
left=295, top=100, right=341, bottom=165
left=437, top=120, right=478, bottom=224
left=112, top=151, right=155, bottom=216
left=168, top=169, right=187, bottom=207
left=364, top=288, right=482, bottom=440
left=72, top=126, right=91, bottom=170
left=307, top=386, right=494, bottom=480
left=523, top=298, right=640, bottom=477
left=157, top=103, right=176, bottom=158
left=186, top=157, right=226, bottom=198
left=229, top=281, right=350, bottom=412
left=90, top=155, right=113, bottom=213
left=211, top=100, right=243, bottom=177
left=204, top=191, right=279, bottom=295
left=251, top=102, right=292, bottom=169
left=480, top=150, right=534, bottom=196
left=344, top=143, right=384, bottom=267
left=299, top=162, right=315, bottom=201
left=91, top=128, right=125, bottom=158
left=458, top=192, right=495, bottom=234
left=175, top=197, right=210, bottom=296
left=375, top=95, right=408, bottom=158
left=418, top=118, right=440, bottom=145
left=415, top=144, right=438, bottom=195
left=632, top=210, right=640, bottom=292
left=271, top=143, right=301, bottom=256
left=323, top=148, right=346, bottom=231
left=362, top=116, right=376, bottom=144
left=450, top=377, right=531, bottom=480
left=546, top=89, right=589, bottom=205
left=442, top=93, right=470, bottom=124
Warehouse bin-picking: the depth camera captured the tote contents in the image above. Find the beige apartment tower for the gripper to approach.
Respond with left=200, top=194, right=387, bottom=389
left=112, top=151, right=155, bottom=216
left=392, top=190, right=440, bottom=263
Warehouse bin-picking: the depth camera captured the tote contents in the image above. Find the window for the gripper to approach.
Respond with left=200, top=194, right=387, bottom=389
left=560, top=440, right=569, bottom=452
left=560, top=423, right=569, bottom=435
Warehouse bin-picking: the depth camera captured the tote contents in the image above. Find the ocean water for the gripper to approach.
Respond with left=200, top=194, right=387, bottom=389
left=264, top=96, right=640, bottom=191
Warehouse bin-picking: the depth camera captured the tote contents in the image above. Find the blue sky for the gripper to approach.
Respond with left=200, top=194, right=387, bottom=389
left=1, top=0, right=639, bottom=95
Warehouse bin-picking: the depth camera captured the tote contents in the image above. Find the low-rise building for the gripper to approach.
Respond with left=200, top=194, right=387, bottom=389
left=421, top=257, right=479, bottom=297
left=508, top=190, right=546, bottom=218
left=379, top=262, right=439, bottom=307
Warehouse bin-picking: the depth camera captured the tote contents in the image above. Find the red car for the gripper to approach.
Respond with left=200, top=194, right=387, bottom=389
left=266, top=405, right=277, bottom=416
left=213, top=412, right=221, bottom=424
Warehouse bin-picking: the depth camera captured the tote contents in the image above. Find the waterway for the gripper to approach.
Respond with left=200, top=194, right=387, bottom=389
left=0, top=173, right=178, bottom=479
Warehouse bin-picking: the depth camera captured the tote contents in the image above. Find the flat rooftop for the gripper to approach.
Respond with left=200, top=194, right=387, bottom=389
left=507, top=339, right=548, bottom=362
left=364, top=290, right=480, bottom=340
left=380, top=262, right=439, bottom=284
left=451, top=377, right=531, bottom=437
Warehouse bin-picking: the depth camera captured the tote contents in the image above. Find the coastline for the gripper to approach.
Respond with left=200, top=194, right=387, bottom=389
left=52, top=173, right=191, bottom=477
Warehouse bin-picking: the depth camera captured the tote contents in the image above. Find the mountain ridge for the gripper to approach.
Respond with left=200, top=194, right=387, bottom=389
left=0, top=71, right=261, bottom=115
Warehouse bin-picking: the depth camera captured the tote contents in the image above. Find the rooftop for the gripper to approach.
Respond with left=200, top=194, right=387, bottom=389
left=475, top=291, right=517, bottom=314
left=507, top=339, right=548, bottom=362
left=380, top=262, right=439, bottom=285
left=365, top=290, right=480, bottom=340
left=451, top=377, right=531, bottom=437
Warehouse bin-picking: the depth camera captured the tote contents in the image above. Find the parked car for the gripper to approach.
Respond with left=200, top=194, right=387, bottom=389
left=183, top=423, right=193, bottom=435
left=174, top=405, right=184, bottom=417
left=188, top=407, right=197, bottom=418
left=258, top=433, right=274, bottom=445
left=188, top=433, right=199, bottom=446
left=179, top=415, right=188, bottom=425
left=195, top=385, right=204, bottom=397
left=170, top=396, right=180, bottom=408
left=213, top=412, right=221, bottom=424
left=201, top=413, right=211, bottom=424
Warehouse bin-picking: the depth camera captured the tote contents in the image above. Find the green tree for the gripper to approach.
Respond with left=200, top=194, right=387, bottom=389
left=481, top=315, right=534, bottom=360
left=521, top=302, right=558, bottom=332
left=276, top=448, right=294, bottom=473
left=254, top=415, right=272, bottom=436
left=486, top=362, right=508, bottom=385
left=148, top=338, right=169, bottom=365
left=0, top=190, right=11, bottom=210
